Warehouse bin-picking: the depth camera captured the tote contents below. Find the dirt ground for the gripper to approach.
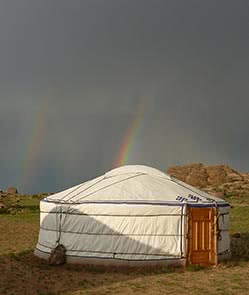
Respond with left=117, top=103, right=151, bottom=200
left=1, top=250, right=249, bottom=295
left=1, top=212, right=249, bottom=295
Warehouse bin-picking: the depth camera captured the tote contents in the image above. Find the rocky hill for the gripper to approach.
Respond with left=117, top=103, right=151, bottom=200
left=167, top=163, right=249, bottom=201
left=0, top=188, right=50, bottom=214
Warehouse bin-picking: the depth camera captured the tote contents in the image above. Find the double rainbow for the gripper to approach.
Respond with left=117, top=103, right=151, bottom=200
left=20, top=101, right=143, bottom=192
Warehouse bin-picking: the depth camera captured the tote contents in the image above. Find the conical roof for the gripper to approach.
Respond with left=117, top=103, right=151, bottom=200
left=44, top=165, right=229, bottom=206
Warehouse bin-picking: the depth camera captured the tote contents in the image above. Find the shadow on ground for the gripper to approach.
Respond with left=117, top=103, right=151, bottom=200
left=0, top=251, right=181, bottom=295
left=0, top=205, right=184, bottom=295
left=1, top=233, right=249, bottom=295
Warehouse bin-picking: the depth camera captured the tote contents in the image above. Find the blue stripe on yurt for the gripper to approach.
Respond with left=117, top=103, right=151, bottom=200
left=41, top=199, right=229, bottom=208
left=42, top=199, right=185, bottom=206
left=187, top=203, right=230, bottom=208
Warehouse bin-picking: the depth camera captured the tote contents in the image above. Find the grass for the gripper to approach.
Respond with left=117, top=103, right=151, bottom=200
left=18, top=196, right=40, bottom=212
left=0, top=193, right=45, bottom=215
left=223, top=193, right=249, bottom=206
left=0, top=196, right=249, bottom=294
left=229, top=206, right=249, bottom=233
left=186, top=264, right=205, bottom=272
left=0, top=212, right=39, bottom=255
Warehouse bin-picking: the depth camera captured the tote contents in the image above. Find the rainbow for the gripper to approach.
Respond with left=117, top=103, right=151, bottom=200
left=20, top=105, right=48, bottom=193
left=113, top=103, right=143, bottom=168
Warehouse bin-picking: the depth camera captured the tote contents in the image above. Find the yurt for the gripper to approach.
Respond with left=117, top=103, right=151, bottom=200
left=35, top=165, right=230, bottom=266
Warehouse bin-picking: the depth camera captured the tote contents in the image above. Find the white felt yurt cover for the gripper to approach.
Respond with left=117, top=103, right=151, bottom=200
left=35, top=165, right=230, bottom=263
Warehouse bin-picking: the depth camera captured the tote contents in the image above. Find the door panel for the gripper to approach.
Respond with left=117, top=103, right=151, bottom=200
left=188, top=207, right=216, bottom=266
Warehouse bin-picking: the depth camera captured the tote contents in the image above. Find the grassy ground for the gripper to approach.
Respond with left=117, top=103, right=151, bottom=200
left=0, top=197, right=249, bottom=295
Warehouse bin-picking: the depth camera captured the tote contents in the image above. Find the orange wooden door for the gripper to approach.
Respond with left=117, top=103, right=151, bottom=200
left=188, top=207, right=216, bottom=266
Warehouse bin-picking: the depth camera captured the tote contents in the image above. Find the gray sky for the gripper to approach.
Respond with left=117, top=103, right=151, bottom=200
left=0, top=0, right=249, bottom=193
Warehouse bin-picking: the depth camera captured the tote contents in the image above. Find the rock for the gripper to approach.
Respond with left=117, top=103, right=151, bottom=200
left=6, top=187, right=18, bottom=195
left=210, top=191, right=224, bottom=198
left=48, top=244, right=66, bottom=265
left=168, top=163, right=208, bottom=187
left=232, top=232, right=241, bottom=239
left=167, top=163, right=249, bottom=199
left=0, top=202, right=6, bottom=209
left=205, top=165, right=227, bottom=185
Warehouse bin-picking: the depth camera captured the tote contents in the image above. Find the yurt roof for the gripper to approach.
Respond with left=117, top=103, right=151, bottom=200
left=44, top=165, right=229, bottom=206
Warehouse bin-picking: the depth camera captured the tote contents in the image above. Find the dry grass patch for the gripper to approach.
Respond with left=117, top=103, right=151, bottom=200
left=1, top=198, right=249, bottom=294
left=1, top=252, right=249, bottom=295
left=0, top=213, right=39, bottom=255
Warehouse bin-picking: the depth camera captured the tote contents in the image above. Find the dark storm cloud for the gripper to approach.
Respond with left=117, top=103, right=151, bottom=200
left=0, top=0, right=248, bottom=193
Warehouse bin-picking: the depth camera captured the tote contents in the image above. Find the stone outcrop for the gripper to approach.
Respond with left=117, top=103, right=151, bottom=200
left=0, top=202, right=6, bottom=209
left=167, top=163, right=249, bottom=198
left=6, top=187, right=18, bottom=195
left=0, top=190, right=53, bottom=214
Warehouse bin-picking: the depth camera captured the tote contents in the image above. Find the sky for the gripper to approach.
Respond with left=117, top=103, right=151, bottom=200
left=0, top=0, right=249, bottom=194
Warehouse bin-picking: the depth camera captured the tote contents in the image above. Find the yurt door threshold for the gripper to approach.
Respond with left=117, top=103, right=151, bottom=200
left=188, top=207, right=217, bottom=266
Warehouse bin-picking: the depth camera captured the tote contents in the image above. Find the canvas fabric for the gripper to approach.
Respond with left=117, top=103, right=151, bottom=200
left=37, top=202, right=186, bottom=260
left=36, top=165, right=230, bottom=262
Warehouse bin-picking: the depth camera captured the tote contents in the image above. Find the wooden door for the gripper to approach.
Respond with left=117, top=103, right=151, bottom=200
left=188, top=207, right=216, bottom=266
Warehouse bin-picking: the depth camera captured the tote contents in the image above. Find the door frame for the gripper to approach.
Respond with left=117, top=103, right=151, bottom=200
left=187, top=206, right=217, bottom=266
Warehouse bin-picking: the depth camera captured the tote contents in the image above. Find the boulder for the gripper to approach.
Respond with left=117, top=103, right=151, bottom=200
left=6, top=187, right=18, bottom=195
left=167, top=163, right=209, bottom=187
left=0, top=192, right=8, bottom=198
left=167, top=163, right=249, bottom=192
left=210, top=191, right=224, bottom=198
left=232, top=232, right=241, bottom=239
left=0, top=202, right=6, bottom=209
